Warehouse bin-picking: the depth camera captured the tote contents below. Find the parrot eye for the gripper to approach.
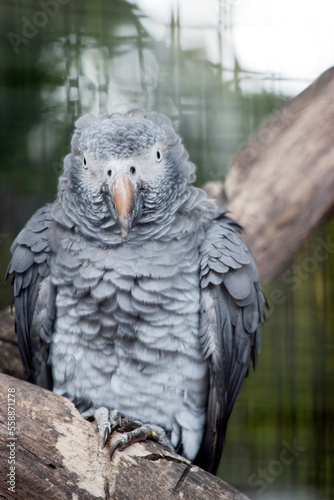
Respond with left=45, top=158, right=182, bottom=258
left=82, top=156, right=88, bottom=169
left=156, top=150, right=162, bottom=163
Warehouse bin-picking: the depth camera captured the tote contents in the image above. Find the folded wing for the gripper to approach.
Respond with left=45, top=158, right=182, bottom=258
left=6, top=204, right=56, bottom=388
left=195, top=212, right=266, bottom=473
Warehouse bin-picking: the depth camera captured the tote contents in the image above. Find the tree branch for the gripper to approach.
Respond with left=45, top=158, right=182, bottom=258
left=0, top=371, right=249, bottom=500
left=206, top=67, right=334, bottom=282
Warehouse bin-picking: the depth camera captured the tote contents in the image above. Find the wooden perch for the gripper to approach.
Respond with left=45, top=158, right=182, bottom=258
left=206, top=67, right=334, bottom=282
left=0, top=372, right=249, bottom=500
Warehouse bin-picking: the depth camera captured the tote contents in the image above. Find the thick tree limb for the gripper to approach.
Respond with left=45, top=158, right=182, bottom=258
left=0, top=372, right=249, bottom=500
left=207, top=67, right=334, bottom=282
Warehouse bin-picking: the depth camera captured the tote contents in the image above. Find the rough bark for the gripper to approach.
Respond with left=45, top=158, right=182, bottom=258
left=0, top=371, right=249, bottom=500
left=206, top=67, right=334, bottom=283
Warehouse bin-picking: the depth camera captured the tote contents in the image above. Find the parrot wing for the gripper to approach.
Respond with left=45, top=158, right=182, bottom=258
left=195, top=212, right=267, bottom=474
left=6, top=204, right=56, bottom=389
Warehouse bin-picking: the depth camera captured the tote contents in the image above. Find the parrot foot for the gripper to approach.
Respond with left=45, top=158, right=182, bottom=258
left=83, top=406, right=173, bottom=457
left=109, top=422, right=174, bottom=459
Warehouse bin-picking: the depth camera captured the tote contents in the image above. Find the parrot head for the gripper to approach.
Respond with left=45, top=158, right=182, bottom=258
left=65, top=109, right=196, bottom=241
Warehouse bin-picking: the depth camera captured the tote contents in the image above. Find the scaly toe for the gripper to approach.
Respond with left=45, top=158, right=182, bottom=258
left=95, top=407, right=111, bottom=439
left=109, top=423, right=173, bottom=459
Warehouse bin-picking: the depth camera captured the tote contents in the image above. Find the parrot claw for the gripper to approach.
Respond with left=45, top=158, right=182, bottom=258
left=84, top=406, right=173, bottom=457
left=83, top=406, right=115, bottom=446
left=109, top=423, right=174, bottom=459
left=109, top=437, right=126, bottom=460
left=102, top=427, right=110, bottom=448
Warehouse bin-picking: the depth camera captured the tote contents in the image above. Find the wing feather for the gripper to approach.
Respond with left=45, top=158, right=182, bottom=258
left=195, top=213, right=266, bottom=474
left=6, top=204, right=56, bottom=389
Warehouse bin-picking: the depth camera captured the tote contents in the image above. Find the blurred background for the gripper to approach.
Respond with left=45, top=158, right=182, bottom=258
left=0, top=1, right=333, bottom=498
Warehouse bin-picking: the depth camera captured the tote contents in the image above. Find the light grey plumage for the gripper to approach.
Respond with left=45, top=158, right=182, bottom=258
left=7, top=109, right=266, bottom=473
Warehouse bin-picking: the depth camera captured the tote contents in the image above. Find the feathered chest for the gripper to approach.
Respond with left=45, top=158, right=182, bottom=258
left=50, top=221, right=202, bottom=351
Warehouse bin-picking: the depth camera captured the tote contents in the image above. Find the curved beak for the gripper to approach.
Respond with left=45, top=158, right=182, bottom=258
left=112, top=174, right=136, bottom=241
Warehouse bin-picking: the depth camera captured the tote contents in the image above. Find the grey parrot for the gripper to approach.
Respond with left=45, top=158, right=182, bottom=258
left=7, top=109, right=266, bottom=474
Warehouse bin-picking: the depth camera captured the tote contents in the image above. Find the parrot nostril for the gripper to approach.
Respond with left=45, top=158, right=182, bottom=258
left=129, top=166, right=136, bottom=175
